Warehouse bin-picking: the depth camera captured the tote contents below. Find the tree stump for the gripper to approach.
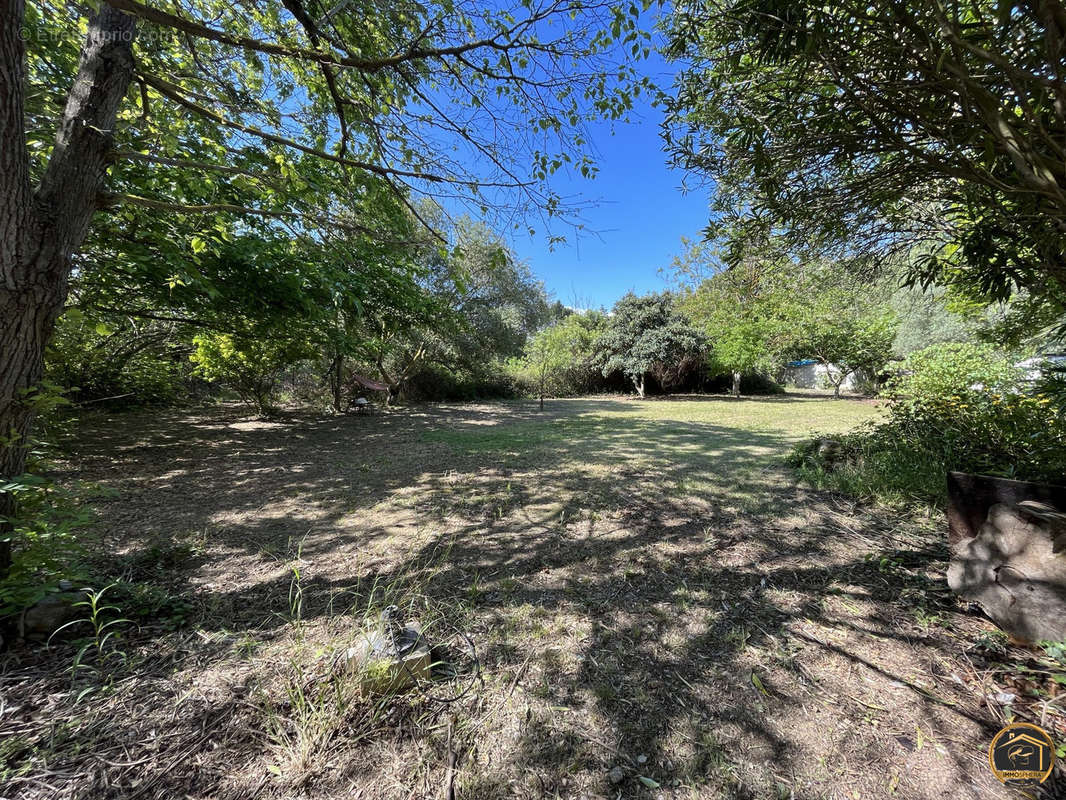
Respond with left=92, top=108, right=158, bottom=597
left=947, top=502, right=1066, bottom=644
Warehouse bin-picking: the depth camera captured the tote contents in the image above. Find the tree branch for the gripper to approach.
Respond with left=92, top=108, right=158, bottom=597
left=138, top=72, right=477, bottom=185
left=102, top=0, right=554, bottom=73
left=102, top=192, right=380, bottom=236
left=111, top=149, right=276, bottom=179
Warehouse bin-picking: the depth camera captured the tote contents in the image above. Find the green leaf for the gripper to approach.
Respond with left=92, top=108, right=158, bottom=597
left=751, top=671, right=768, bottom=696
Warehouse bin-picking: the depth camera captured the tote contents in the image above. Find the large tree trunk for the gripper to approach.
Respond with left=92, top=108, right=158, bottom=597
left=731, top=370, right=741, bottom=397
left=0, top=3, right=135, bottom=574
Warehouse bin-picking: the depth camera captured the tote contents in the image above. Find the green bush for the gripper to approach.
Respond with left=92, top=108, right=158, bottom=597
left=791, top=342, right=1066, bottom=503
left=0, top=456, right=103, bottom=617
left=46, top=311, right=190, bottom=406
left=401, top=363, right=519, bottom=402
left=190, top=332, right=313, bottom=414
left=704, top=371, right=785, bottom=395
left=886, top=342, right=1019, bottom=402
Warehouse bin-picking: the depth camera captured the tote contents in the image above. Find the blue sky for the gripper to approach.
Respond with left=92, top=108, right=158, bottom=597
left=508, top=53, right=712, bottom=310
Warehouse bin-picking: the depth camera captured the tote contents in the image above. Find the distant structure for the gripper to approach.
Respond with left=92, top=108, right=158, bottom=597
left=781, top=359, right=862, bottom=392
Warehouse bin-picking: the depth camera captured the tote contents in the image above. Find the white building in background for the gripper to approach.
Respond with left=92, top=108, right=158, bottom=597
left=781, top=359, right=863, bottom=392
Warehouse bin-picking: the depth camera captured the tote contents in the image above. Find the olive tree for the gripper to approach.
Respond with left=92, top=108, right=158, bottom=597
left=598, top=292, right=706, bottom=397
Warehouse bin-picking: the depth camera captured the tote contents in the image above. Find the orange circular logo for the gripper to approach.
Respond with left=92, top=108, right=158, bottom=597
left=988, top=722, right=1055, bottom=786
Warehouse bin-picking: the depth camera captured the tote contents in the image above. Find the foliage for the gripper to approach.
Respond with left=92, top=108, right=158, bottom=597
left=889, top=284, right=976, bottom=357
left=514, top=325, right=571, bottom=408
left=190, top=332, right=313, bottom=415
left=53, top=584, right=132, bottom=681
left=362, top=213, right=558, bottom=401
left=663, top=0, right=1066, bottom=333
left=23, top=0, right=653, bottom=245
left=783, top=300, right=897, bottom=396
left=675, top=243, right=896, bottom=395
left=400, top=364, right=519, bottom=403
left=597, top=293, right=706, bottom=397
left=676, top=244, right=789, bottom=394
left=0, top=460, right=100, bottom=618
left=702, top=371, right=784, bottom=396
left=509, top=311, right=609, bottom=401
left=887, top=343, right=1020, bottom=403
left=792, top=343, right=1066, bottom=503
left=45, top=309, right=191, bottom=406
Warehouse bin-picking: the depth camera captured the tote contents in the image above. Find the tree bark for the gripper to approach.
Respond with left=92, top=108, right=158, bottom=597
left=328, top=353, right=344, bottom=412
left=731, top=370, right=741, bottom=397
left=0, top=3, right=136, bottom=574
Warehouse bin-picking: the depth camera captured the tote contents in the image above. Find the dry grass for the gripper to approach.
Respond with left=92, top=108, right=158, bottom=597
left=1, top=394, right=1057, bottom=799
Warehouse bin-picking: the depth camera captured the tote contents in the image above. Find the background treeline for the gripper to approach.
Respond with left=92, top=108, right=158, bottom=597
left=46, top=215, right=1062, bottom=420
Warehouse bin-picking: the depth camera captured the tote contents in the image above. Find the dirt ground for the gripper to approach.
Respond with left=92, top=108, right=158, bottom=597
left=1, top=395, right=1060, bottom=799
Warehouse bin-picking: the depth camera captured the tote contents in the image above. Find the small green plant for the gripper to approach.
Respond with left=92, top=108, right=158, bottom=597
left=1040, top=640, right=1066, bottom=669
left=51, top=583, right=132, bottom=681
left=972, top=629, right=1009, bottom=658
left=724, top=624, right=751, bottom=652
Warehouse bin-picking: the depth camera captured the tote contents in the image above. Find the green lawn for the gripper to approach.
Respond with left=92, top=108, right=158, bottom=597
left=422, top=394, right=881, bottom=515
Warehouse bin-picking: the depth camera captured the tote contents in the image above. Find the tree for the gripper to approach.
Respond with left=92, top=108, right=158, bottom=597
left=513, top=310, right=607, bottom=406
left=189, top=331, right=313, bottom=415
left=888, top=283, right=976, bottom=358
left=0, top=0, right=650, bottom=564
left=663, top=0, right=1066, bottom=329
left=598, top=293, right=706, bottom=397
left=784, top=300, right=898, bottom=397
left=676, top=242, right=787, bottom=396
left=674, top=239, right=899, bottom=396
left=366, top=213, right=555, bottom=399
left=524, top=326, right=571, bottom=411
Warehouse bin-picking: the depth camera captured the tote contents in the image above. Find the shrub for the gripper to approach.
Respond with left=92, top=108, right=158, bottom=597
left=46, top=311, right=190, bottom=406
left=791, top=342, right=1066, bottom=503
left=886, top=342, right=1019, bottom=402
left=0, top=456, right=101, bottom=618
left=401, top=363, right=519, bottom=402
left=190, top=333, right=313, bottom=415
left=704, top=371, right=785, bottom=395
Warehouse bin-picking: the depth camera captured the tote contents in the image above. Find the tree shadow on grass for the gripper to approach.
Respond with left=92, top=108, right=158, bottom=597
left=14, top=398, right=1008, bottom=799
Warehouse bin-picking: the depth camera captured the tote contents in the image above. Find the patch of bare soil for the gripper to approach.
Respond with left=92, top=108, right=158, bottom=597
left=1, top=400, right=1059, bottom=799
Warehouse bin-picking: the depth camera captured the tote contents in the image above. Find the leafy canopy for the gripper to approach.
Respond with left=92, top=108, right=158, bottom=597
left=598, top=292, right=706, bottom=392
left=662, top=0, right=1066, bottom=330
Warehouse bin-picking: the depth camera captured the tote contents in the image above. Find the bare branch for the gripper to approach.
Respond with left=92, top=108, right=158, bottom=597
left=103, top=0, right=559, bottom=73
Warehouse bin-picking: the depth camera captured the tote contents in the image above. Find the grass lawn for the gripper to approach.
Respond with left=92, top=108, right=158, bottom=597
left=1, top=394, right=1010, bottom=800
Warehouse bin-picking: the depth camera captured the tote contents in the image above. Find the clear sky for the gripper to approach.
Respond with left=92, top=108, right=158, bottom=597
left=507, top=53, right=712, bottom=311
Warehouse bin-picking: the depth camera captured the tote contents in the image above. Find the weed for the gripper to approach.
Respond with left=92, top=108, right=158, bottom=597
left=285, top=535, right=309, bottom=625
left=724, top=624, right=751, bottom=652
left=51, top=583, right=131, bottom=682
left=259, top=665, right=393, bottom=785
left=685, top=729, right=739, bottom=787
